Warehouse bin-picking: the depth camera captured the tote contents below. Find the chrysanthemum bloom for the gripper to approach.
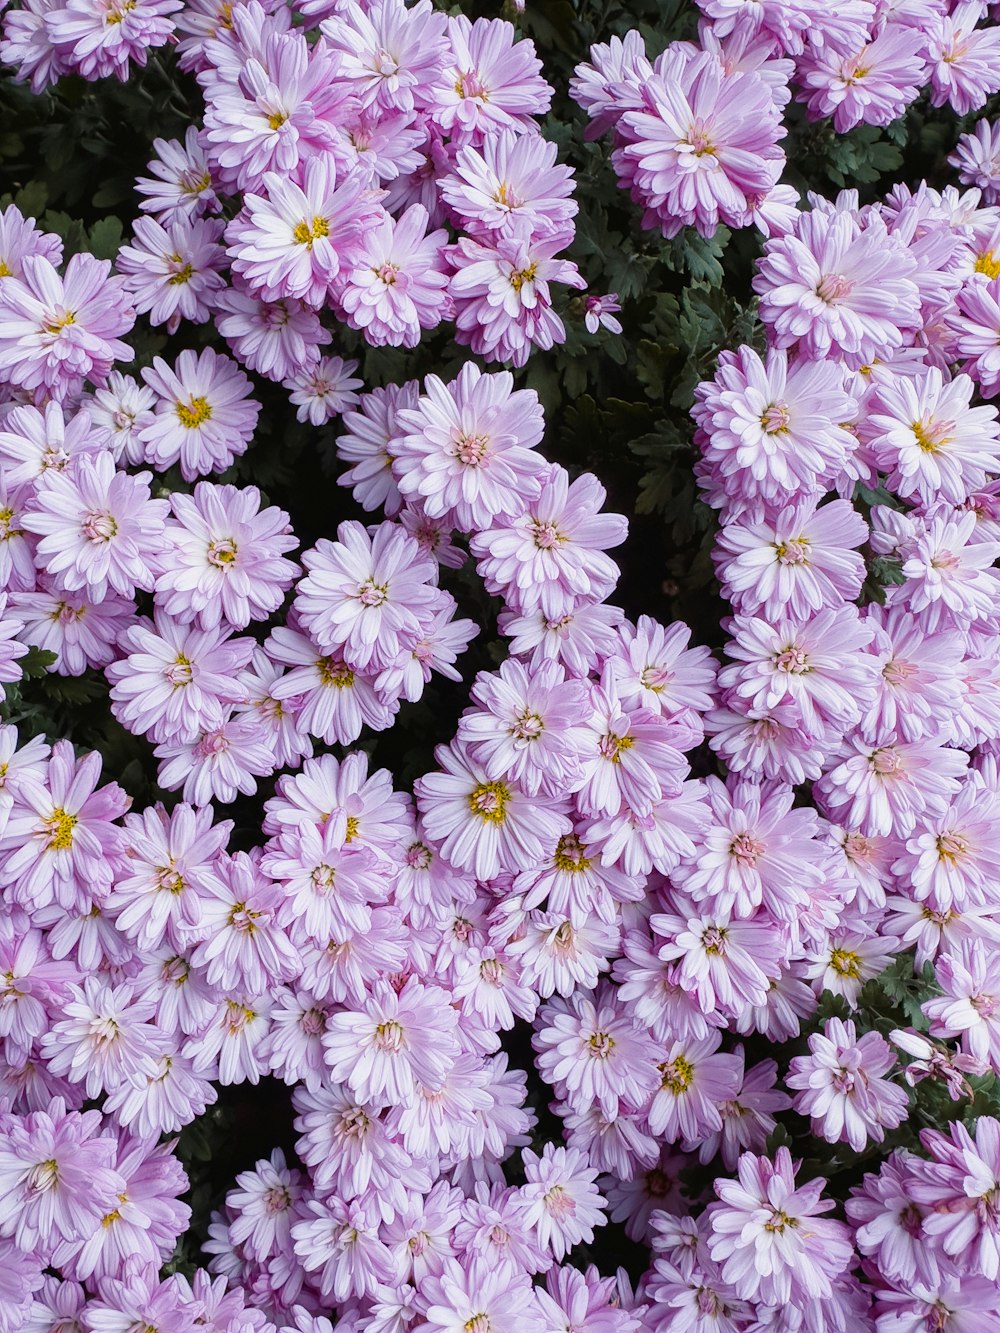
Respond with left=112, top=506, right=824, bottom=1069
left=201, top=29, right=347, bottom=193
left=450, top=219, right=585, bottom=367
left=294, top=519, right=439, bottom=672
left=754, top=209, right=921, bottom=366
left=227, top=155, right=383, bottom=309
left=708, top=1147, right=854, bottom=1306
left=135, top=127, right=219, bottom=224
left=392, top=362, right=546, bottom=529
left=533, top=986, right=659, bottom=1119
left=714, top=497, right=867, bottom=621
left=471, top=465, right=627, bottom=620
left=265, top=624, right=396, bottom=746
left=584, top=293, right=623, bottom=334
left=336, top=381, right=415, bottom=516
left=804, top=925, right=897, bottom=1006
left=321, top=0, right=448, bottom=113
left=860, top=603, right=963, bottom=743
left=439, top=129, right=577, bottom=240
left=154, top=710, right=276, bottom=806
left=154, top=483, right=298, bottom=630
left=185, top=991, right=272, bottom=1087
left=22, top=451, right=167, bottom=600
left=892, top=775, right=1000, bottom=910
left=429, top=14, right=551, bottom=142
left=88, top=370, right=157, bottom=465
left=0, top=252, right=134, bottom=400
left=338, top=204, right=449, bottom=348
left=416, top=740, right=570, bottom=881
left=285, top=354, right=363, bottom=426
left=107, top=613, right=254, bottom=744
left=519, top=1144, right=607, bottom=1263
left=0, top=726, right=48, bottom=842
left=909, top=1115, right=1000, bottom=1279
left=106, top=802, right=231, bottom=953
left=0, top=1099, right=123, bottom=1255
left=139, top=348, right=260, bottom=481
left=614, top=48, right=784, bottom=239
left=895, top=510, right=1000, bottom=631
left=0, top=203, right=62, bottom=281
left=0, top=739, right=128, bottom=911
left=787, top=1017, right=909, bottom=1152
left=692, top=347, right=856, bottom=521
left=847, top=1149, right=942, bottom=1289
left=191, top=850, right=299, bottom=995
left=946, top=272, right=1000, bottom=396
left=924, top=2, right=1000, bottom=114
left=653, top=900, right=784, bottom=1016
left=951, top=119, right=1000, bottom=203
left=416, top=1257, right=543, bottom=1333
left=646, top=1033, right=743, bottom=1143
left=458, top=657, right=589, bottom=799
left=45, top=0, right=180, bottom=79
left=215, top=285, right=330, bottom=385
left=720, top=603, right=880, bottom=738
left=323, top=976, right=460, bottom=1108
left=39, top=976, right=164, bottom=1098
left=262, top=812, right=386, bottom=942
left=117, top=215, right=226, bottom=333
left=264, top=749, right=411, bottom=849
left=799, top=26, right=926, bottom=132
left=569, top=29, right=651, bottom=138
left=8, top=581, right=134, bottom=677
left=866, top=365, right=1000, bottom=506
left=922, top=938, right=1000, bottom=1072
left=224, top=1147, right=302, bottom=1265
left=0, top=595, right=28, bottom=685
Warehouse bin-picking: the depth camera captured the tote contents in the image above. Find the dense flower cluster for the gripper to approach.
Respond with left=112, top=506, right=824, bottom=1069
left=2, top=0, right=1000, bottom=1331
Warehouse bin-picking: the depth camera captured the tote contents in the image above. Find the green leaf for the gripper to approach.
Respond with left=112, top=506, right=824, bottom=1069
left=18, top=646, right=58, bottom=679
left=88, top=216, right=124, bottom=260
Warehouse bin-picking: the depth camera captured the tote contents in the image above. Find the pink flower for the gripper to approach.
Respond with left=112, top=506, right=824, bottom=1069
left=583, top=293, right=622, bottom=335
left=8, top=580, right=134, bottom=676
left=227, top=156, right=384, bottom=308
left=192, top=849, right=299, bottom=994
left=265, top=624, right=396, bottom=746
left=134, top=127, right=219, bottom=225
left=439, top=129, right=577, bottom=240
left=39, top=976, right=164, bottom=1098
left=909, top=1115, right=1000, bottom=1280
left=519, top=1143, right=607, bottom=1263
left=925, top=1, right=1000, bottom=114
left=320, top=0, right=449, bottom=114
left=653, top=899, right=784, bottom=1016
left=799, top=26, right=926, bottom=132
left=116, top=215, right=226, bottom=333
left=923, top=938, right=1000, bottom=1072
left=154, top=483, right=298, bottom=630
left=429, top=14, right=552, bottom=143
left=449, top=220, right=585, bottom=367
left=951, top=118, right=1000, bottom=204
left=609, top=615, right=717, bottom=720
left=788, top=1017, right=909, bottom=1151
left=285, top=354, right=363, bottom=426
left=0, top=203, right=62, bottom=282
left=415, top=740, right=570, bottom=881
left=614, top=47, right=785, bottom=238
left=947, top=272, right=1000, bottom=396
left=215, top=285, right=330, bottom=384
left=22, top=451, right=168, bottom=599
left=392, top=362, right=546, bottom=530
left=139, top=348, right=260, bottom=481
left=88, top=371, right=156, bottom=465
left=45, top=0, right=180, bottom=80
left=895, top=510, right=1000, bottom=630
left=708, top=1147, right=854, bottom=1306
left=154, top=711, right=276, bottom=806
left=0, top=253, right=134, bottom=400
left=339, top=203, right=449, bottom=348
left=646, top=1033, right=743, bottom=1143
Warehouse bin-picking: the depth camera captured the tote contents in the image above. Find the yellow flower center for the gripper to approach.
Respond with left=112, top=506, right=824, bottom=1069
left=167, top=260, right=195, bottom=286
left=975, top=250, right=1000, bottom=279
left=659, top=1053, right=694, bottom=1094
left=509, top=262, right=537, bottom=293
left=469, top=780, right=510, bottom=824
left=43, top=807, right=77, bottom=852
left=315, top=658, right=355, bottom=688
left=292, top=216, right=331, bottom=248
left=830, top=947, right=862, bottom=978
left=176, top=396, right=213, bottom=428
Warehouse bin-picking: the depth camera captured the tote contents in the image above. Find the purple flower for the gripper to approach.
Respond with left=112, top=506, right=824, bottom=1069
left=265, top=624, right=396, bottom=746
left=925, top=2, right=1000, bottom=114
left=708, top=1147, right=854, bottom=1306
left=134, top=127, right=219, bottom=225
left=139, top=348, right=260, bottom=481
left=0, top=203, right=62, bottom=282
left=951, top=118, right=1000, bottom=203
left=338, top=203, right=449, bottom=348
left=8, top=580, right=135, bottom=677
left=429, top=14, right=552, bottom=143
left=788, top=1017, right=909, bottom=1152
left=285, top=354, right=363, bottom=426
left=117, top=215, right=226, bottom=333
left=519, top=1143, right=607, bottom=1263
left=215, top=285, right=330, bottom=384
left=647, top=1032, right=743, bottom=1143
left=154, top=710, right=276, bottom=805
left=799, top=27, right=926, bottom=132
left=0, top=253, right=134, bottom=400
left=44, top=0, right=180, bottom=80
left=40, top=976, right=164, bottom=1098
left=909, top=1115, right=1000, bottom=1280
left=439, top=129, right=577, bottom=240
left=584, top=293, right=622, bottom=335
left=320, top=0, right=449, bottom=115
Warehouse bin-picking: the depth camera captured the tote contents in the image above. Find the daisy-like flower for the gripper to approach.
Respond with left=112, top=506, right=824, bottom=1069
left=294, top=519, right=439, bottom=672
left=799, top=26, right=926, bottom=132
left=22, top=451, right=167, bottom=599
left=609, top=616, right=717, bottom=721
left=320, top=0, right=449, bottom=114
left=416, top=740, right=571, bottom=881
left=265, top=624, right=396, bottom=746
left=922, top=938, right=1000, bottom=1072
left=714, top=497, right=868, bottom=621
left=339, top=203, right=449, bottom=348
left=337, top=381, right=415, bottom=516
left=0, top=203, right=62, bottom=281
left=471, top=465, right=627, bottom=620
left=154, top=483, right=298, bottom=630
left=951, top=119, right=1000, bottom=204
left=39, top=976, right=165, bottom=1098
left=533, top=986, right=659, bottom=1119
left=892, top=775, right=1000, bottom=910
left=139, top=348, right=260, bottom=481
left=708, top=1147, right=854, bottom=1306
left=867, top=366, right=1000, bottom=506
left=584, top=293, right=623, bottom=335
left=804, top=926, right=898, bottom=1005
left=323, top=977, right=460, bottom=1107
left=0, top=594, right=28, bottom=684
left=569, top=29, right=652, bottom=138
left=0, top=252, right=134, bottom=400
left=439, top=129, right=578, bottom=240
left=693, top=346, right=857, bottom=521
left=105, top=801, right=232, bottom=953
left=646, top=1033, right=743, bottom=1143
left=417, top=1257, right=543, bottom=1333
left=155, top=711, right=276, bottom=806
left=226, top=1147, right=302, bottom=1264
left=392, top=362, right=546, bottom=529
left=134, top=127, right=219, bottom=225
left=45, top=0, right=180, bottom=80
left=227, top=156, right=384, bottom=309
left=909, top=1115, right=1000, bottom=1280
left=88, top=370, right=157, bottom=465
left=947, top=272, right=1000, bottom=396
left=519, top=1143, right=607, bottom=1262
left=429, top=14, right=552, bottom=143
left=925, top=1, right=1000, bottom=114
left=116, top=215, right=226, bottom=333
left=192, top=850, right=299, bottom=995
left=615, top=48, right=785, bottom=239
left=106, top=612, right=254, bottom=743
left=285, top=354, right=363, bottom=426
left=458, top=658, right=589, bottom=800
left=449, top=219, right=585, bottom=367
left=754, top=209, right=921, bottom=366
left=787, top=1017, right=909, bottom=1152
left=653, top=901, right=785, bottom=1017
left=262, top=811, right=386, bottom=942
left=896, top=510, right=1000, bottom=631
left=215, top=285, right=330, bottom=384
left=0, top=739, right=129, bottom=910
left=8, top=580, right=134, bottom=677
left=292, top=1196, right=398, bottom=1304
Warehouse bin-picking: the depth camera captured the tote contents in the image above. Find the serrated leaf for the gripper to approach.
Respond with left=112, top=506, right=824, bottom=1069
left=18, top=646, right=58, bottom=679
left=88, top=216, right=124, bottom=260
